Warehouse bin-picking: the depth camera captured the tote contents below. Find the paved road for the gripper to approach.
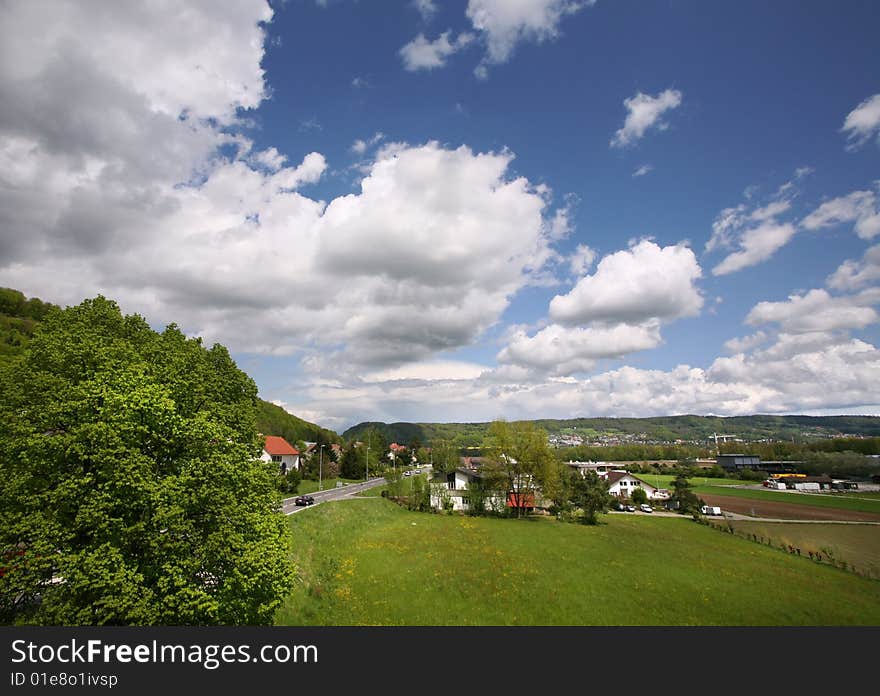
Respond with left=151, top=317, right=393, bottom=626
left=281, top=466, right=433, bottom=515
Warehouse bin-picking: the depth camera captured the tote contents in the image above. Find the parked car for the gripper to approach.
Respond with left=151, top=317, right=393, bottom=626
left=294, top=495, right=315, bottom=506
left=403, top=470, right=412, bottom=477
left=639, top=504, right=653, bottom=513
left=625, top=505, right=636, bottom=512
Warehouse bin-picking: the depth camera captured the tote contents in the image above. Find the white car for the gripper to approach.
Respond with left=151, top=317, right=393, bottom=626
left=639, top=504, right=653, bottom=513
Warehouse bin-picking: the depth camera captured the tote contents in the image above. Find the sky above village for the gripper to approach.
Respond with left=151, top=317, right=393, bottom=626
left=2, top=0, right=880, bottom=431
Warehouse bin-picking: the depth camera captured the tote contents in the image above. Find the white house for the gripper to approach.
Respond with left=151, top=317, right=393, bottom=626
left=430, top=468, right=505, bottom=513
left=260, top=435, right=301, bottom=473
left=605, top=471, right=668, bottom=500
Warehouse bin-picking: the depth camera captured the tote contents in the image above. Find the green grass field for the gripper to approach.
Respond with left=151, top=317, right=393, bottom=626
left=296, top=478, right=361, bottom=494
left=276, top=499, right=880, bottom=626
left=720, top=520, right=880, bottom=580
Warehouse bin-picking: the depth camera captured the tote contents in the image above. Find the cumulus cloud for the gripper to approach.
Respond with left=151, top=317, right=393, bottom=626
left=610, top=89, right=682, bottom=148
left=399, top=31, right=474, bottom=71
left=466, top=0, right=592, bottom=76
left=498, top=322, right=663, bottom=374
left=633, top=164, right=653, bottom=177
left=550, top=240, right=703, bottom=325
left=496, top=241, right=702, bottom=377
left=828, top=244, right=880, bottom=291
left=293, top=332, right=880, bottom=428
left=723, top=331, right=768, bottom=354
left=0, top=4, right=565, bottom=376
left=801, top=189, right=880, bottom=240
left=567, top=243, right=595, bottom=277
left=841, top=93, right=880, bottom=150
left=745, top=288, right=880, bottom=334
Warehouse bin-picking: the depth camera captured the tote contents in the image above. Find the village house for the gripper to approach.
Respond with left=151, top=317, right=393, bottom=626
left=259, top=435, right=301, bottom=473
left=605, top=471, right=669, bottom=500
left=429, top=467, right=505, bottom=513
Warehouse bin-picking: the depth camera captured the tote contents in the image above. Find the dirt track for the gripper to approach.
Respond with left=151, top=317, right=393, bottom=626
left=700, top=494, right=880, bottom=523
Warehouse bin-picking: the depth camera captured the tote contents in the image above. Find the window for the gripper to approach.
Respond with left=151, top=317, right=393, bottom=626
left=271, top=455, right=282, bottom=463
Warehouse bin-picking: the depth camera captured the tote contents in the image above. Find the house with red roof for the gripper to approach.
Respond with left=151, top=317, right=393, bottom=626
left=259, top=435, right=301, bottom=473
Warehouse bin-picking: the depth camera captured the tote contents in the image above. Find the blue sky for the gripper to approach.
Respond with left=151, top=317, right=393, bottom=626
left=1, top=1, right=879, bottom=431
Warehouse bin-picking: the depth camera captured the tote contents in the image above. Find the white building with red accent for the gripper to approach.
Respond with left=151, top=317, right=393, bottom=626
left=259, top=435, right=301, bottom=473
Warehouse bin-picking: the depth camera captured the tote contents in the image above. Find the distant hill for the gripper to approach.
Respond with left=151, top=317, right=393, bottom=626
left=343, top=414, right=880, bottom=447
left=255, top=400, right=340, bottom=446
left=0, top=287, right=339, bottom=444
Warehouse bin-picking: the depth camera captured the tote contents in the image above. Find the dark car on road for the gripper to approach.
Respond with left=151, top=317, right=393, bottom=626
left=294, top=495, right=315, bottom=506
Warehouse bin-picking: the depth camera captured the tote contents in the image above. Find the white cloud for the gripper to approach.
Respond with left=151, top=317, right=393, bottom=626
left=351, top=76, right=370, bottom=89
left=0, top=1, right=272, bottom=125
left=567, top=243, right=595, bottom=277
left=399, top=31, right=475, bottom=71
left=293, top=332, right=880, bottom=428
left=498, top=322, right=663, bottom=374
left=711, top=222, right=796, bottom=276
left=707, top=175, right=801, bottom=275
left=633, top=164, right=653, bottom=177
left=841, top=94, right=880, bottom=150
left=365, top=360, right=488, bottom=382
left=466, top=0, right=591, bottom=77
left=610, top=89, right=682, bottom=148
left=349, top=132, right=384, bottom=155
left=827, top=244, right=880, bottom=291
left=550, top=240, right=703, bottom=325
left=801, top=189, right=880, bottom=240
left=0, top=3, right=564, bottom=374
left=723, top=331, right=768, bottom=354
left=252, top=147, right=287, bottom=172
left=745, top=288, right=880, bottom=334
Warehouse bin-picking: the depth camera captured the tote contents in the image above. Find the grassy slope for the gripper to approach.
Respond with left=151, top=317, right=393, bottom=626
left=721, top=521, right=880, bottom=580
left=276, top=500, right=880, bottom=626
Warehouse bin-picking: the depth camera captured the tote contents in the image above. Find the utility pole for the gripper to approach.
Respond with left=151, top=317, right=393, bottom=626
left=319, top=444, right=325, bottom=492
left=366, top=432, right=370, bottom=482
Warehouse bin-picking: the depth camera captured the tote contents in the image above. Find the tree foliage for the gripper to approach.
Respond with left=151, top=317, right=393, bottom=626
left=0, top=297, right=294, bottom=625
left=481, top=420, right=558, bottom=518
left=569, top=471, right=614, bottom=525
left=669, top=474, right=703, bottom=515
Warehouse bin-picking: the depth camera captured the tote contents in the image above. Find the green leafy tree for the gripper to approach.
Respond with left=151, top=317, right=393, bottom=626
left=669, top=474, right=703, bottom=515
left=339, top=443, right=365, bottom=480
left=430, top=439, right=460, bottom=474
left=570, top=471, right=614, bottom=525
left=482, top=420, right=556, bottom=518
left=0, top=297, right=294, bottom=625
left=630, top=486, right=648, bottom=506
left=282, top=466, right=302, bottom=494
left=384, top=466, right=403, bottom=499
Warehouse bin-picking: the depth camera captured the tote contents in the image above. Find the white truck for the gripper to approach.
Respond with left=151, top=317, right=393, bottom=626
left=700, top=505, right=722, bottom=516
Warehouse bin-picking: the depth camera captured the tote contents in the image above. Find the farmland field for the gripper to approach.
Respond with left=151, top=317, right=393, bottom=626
left=718, top=520, right=880, bottom=580
left=276, top=499, right=880, bottom=626
left=700, top=493, right=880, bottom=522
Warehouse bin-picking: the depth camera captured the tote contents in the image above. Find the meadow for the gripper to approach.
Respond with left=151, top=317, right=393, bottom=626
left=276, top=499, right=880, bottom=626
left=718, top=520, right=880, bottom=580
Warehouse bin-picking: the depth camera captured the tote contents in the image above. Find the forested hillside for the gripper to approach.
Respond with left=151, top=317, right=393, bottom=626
left=344, top=414, right=880, bottom=447
left=0, top=287, right=339, bottom=442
